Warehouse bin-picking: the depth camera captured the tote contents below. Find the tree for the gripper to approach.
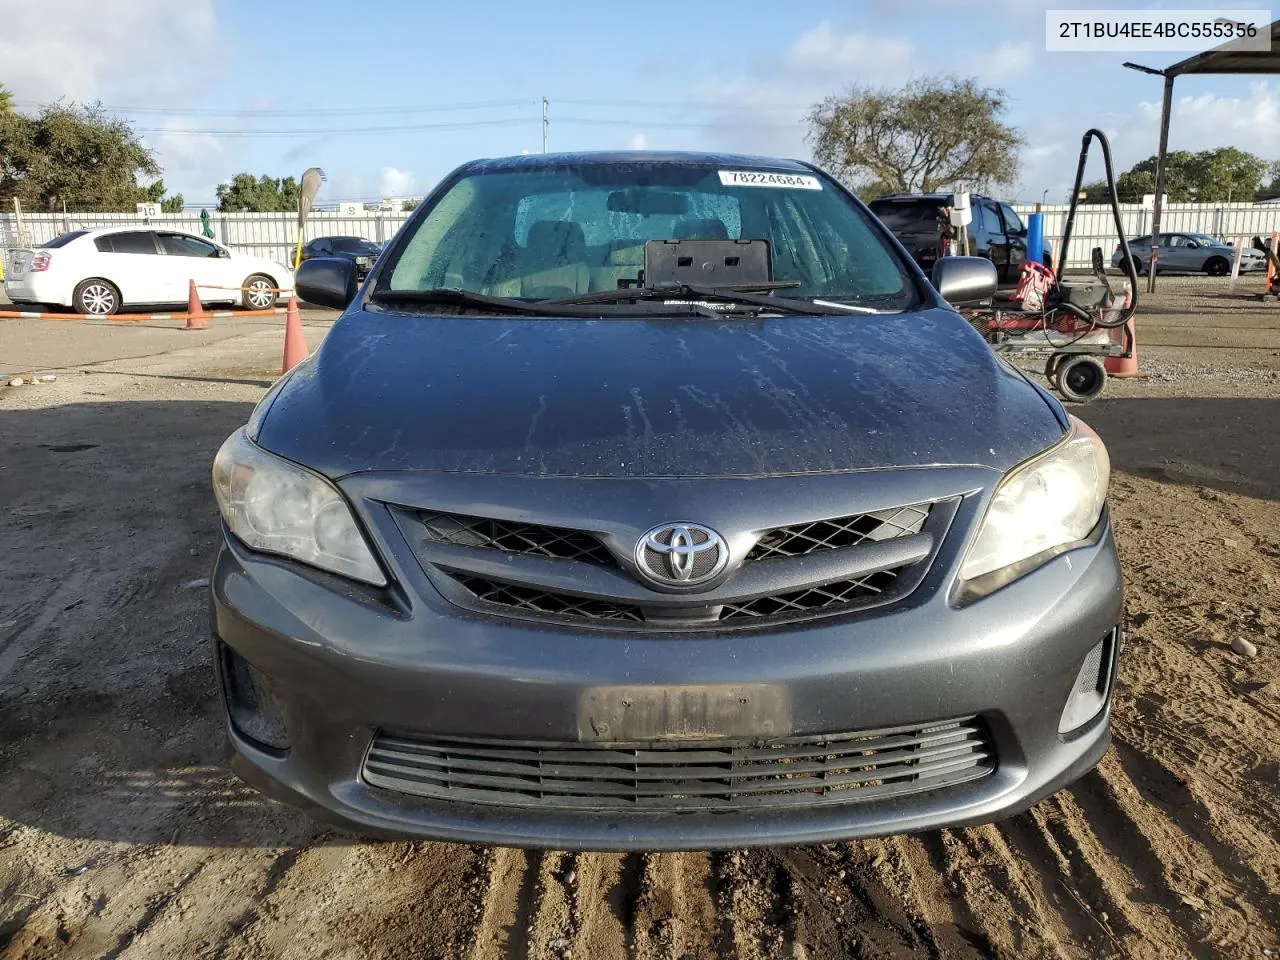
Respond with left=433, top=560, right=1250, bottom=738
left=216, top=173, right=300, bottom=212
left=806, top=76, right=1022, bottom=194
left=142, top=179, right=185, bottom=213
left=1080, top=147, right=1268, bottom=203
left=401, top=198, right=418, bottom=212
left=1185, top=147, right=1268, bottom=202
left=0, top=83, right=13, bottom=117
left=0, top=102, right=173, bottom=211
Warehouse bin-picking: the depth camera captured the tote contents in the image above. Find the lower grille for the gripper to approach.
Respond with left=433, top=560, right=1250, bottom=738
left=362, top=719, right=995, bottom=813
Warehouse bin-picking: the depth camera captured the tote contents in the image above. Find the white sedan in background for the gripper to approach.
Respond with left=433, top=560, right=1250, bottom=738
left=3, top=227, right=294, bottom=315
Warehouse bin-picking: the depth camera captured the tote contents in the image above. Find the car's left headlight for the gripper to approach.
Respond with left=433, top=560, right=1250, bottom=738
left=957, top=417, right=1109, bottom=598
left=213, top=428, right=386, bottom=586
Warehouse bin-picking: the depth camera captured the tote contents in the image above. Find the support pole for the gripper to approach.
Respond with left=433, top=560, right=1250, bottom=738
left=1148, top=73, right=1175, bottom=294
left=542, top=97, right=549, bottom=154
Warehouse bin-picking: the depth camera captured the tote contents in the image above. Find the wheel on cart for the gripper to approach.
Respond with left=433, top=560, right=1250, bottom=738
left=1055, top=355, right=1108, bottom=403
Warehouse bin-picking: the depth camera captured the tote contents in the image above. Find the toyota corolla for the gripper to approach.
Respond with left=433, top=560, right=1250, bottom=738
left=211, top=151, right=1122, bottom=850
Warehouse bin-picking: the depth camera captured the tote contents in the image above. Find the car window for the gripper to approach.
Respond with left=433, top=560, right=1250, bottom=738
left=980, top=200, right=1002, bottom=237
left=158, top=233, right=220, bottom=257
left=39, top=231, right=88, bottom=249
left=104, top=232, right=160, bottom=255
left=868, top=200, right=945, bottom=234
left=331, top=237, right=380, bottom=254
left=387, top=162, right=914, bottom=309
left=999, top=203, right=1025, bottom=234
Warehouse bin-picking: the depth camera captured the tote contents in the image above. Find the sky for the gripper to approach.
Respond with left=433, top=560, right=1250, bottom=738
left=2, top=0, right=1278, bottom=209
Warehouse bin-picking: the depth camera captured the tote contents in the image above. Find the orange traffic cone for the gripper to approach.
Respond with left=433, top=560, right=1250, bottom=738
left=185, top=279, right=207, bottom=330
left=1105, top=289, right=1140, bottom=377
left=281, top=297, right=308, bottom=373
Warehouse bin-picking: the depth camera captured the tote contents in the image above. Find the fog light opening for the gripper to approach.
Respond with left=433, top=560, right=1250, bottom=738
left=1058, top=632, right=1114, bottom=734
left=221, top=645, right=291, bottom=751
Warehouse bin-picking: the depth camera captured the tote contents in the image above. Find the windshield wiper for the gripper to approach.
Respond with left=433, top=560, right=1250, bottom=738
left=540, top=282, right=857, bottom=316
left=367, top=288, right=562, bottom=315
left=367, top=286, right=724, bottom=319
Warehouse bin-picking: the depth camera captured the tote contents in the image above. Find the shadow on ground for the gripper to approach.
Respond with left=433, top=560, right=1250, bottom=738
left=1078, top=396, right=1280, bottom=501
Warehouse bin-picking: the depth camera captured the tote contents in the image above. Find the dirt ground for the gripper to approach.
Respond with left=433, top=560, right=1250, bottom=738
left=1, top=277, right=1277, bottom=959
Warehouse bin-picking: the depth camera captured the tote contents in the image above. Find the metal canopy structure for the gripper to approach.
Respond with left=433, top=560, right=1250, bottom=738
left=1123, top=19, right=1280, bottom=290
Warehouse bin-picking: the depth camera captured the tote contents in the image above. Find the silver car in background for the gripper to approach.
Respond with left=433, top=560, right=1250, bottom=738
left=1113, top=232, right=1267, bottom=276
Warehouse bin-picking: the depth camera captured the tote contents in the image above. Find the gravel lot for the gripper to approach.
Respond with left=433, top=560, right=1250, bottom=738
left=1, top=277, right=1277, bottom=958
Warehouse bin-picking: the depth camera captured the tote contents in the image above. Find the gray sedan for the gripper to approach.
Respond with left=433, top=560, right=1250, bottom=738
left=1113, top=233, right=1267, bottom=275
left=211, top=151, right=1122, bottom=850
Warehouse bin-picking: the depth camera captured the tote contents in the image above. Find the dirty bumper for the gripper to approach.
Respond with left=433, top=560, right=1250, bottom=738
left=211, top=526, right=1122, bottom=851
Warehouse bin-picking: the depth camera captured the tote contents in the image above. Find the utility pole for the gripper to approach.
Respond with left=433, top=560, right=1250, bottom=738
left=542, top=97, right=549, bottom=154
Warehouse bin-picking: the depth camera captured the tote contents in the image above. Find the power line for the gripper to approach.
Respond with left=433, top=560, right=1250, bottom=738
left=13, top=98, right=533, bottom=118
left=133, top=117, right=539, bottom=138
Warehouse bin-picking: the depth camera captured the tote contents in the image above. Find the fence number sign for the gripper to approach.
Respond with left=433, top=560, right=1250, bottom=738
left=135, top=202, right=161, bottom=218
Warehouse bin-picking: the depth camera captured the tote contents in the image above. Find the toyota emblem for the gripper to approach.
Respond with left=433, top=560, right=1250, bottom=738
left=634, top=522, right=729, bottom=588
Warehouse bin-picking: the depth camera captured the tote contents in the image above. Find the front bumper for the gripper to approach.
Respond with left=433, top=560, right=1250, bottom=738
left=211, top=511, right=1123, bottom=850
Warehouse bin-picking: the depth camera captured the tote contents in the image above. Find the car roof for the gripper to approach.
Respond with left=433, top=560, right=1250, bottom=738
left=871, top=193, right=996, bottom=203
left=73, top=226, right=214, bottom=239
left=463, top=150, right=814, bottom=174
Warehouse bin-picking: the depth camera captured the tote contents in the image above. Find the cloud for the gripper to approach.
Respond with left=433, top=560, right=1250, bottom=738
left=686, top=22, right=919, bottom=161
left=786, top=21, right=916, bottom=78
left=0, top=0, right=219, bottom=106
left=1011, top=81, right=1280, bottom=202
left=627, top=132, right=649, bottom=150
left=976, top=42, right=1035, bottom=84
left=379, top=166, right=416, bottom=197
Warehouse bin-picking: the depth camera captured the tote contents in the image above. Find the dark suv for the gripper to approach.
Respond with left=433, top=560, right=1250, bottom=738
left=870, top=194, right=1053, bottom=282
left=299, top=236, right=383, bottom=280
left=212, top=152, right=1120, bottom=850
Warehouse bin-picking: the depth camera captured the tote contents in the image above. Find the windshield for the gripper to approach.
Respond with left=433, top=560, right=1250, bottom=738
left=332, top=237, right=381, bottom=254
left=39, top=231, right=89, bottom=249
left=382, top=161, right=914, bottom=310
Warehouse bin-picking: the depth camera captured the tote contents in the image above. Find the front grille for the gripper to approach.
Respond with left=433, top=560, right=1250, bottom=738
left=747, top=504, right=930, bottom=561
left=718, top=570, right=900, bottom=621
left=362, top=718, right=995, bottom=812
left=455, top=576, right=644, bottom=623
left=419, top=512, right=614, bottom=566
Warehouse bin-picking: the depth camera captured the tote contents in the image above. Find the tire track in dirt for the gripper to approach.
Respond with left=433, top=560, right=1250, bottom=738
left=100, top=862, right=204, bottom=960
left=926, top=825, right=1083, bottom=959
left=625, top=852, right=719, bottom=960
left=522, top=850, right=578, bottom=959
left=470, top=847, right=542, bottom=960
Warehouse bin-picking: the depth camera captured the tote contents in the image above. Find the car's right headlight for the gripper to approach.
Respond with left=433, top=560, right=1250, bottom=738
left=212, top=428, right=386, bottom=586
left=956, top=416, right=1109, bottom=600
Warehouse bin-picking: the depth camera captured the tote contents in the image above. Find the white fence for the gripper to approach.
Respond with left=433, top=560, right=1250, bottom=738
left=1011, top=202, right=1280, bottom=268
left=0, top=211, right=413, bottom=271
left=3, top=203, right=1280, bottom=273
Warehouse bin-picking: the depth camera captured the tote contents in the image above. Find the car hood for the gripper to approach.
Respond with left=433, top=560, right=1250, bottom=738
left=256, top=306, right=1066, bottom=479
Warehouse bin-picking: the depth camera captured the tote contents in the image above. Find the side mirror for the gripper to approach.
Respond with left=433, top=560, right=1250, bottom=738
left=296, top=257, right=359, bottom=310
left=1185, top=241, right=1198, bottom=249
left=931, top=256, right=998, bottom=307
left=218, top=248, right=230, bottom=258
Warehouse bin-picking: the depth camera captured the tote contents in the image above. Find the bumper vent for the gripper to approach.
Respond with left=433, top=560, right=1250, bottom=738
left=747, top=504, right=930, bottom=561
left=419, top=512, right=615, bottom=567
left=362, top=718, right=995, bottom=813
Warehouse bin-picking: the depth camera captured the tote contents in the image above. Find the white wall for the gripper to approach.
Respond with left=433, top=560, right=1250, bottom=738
left=1010, top=202, right=1280, bottom=268
left=0, top=211, right=413, bottom=271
